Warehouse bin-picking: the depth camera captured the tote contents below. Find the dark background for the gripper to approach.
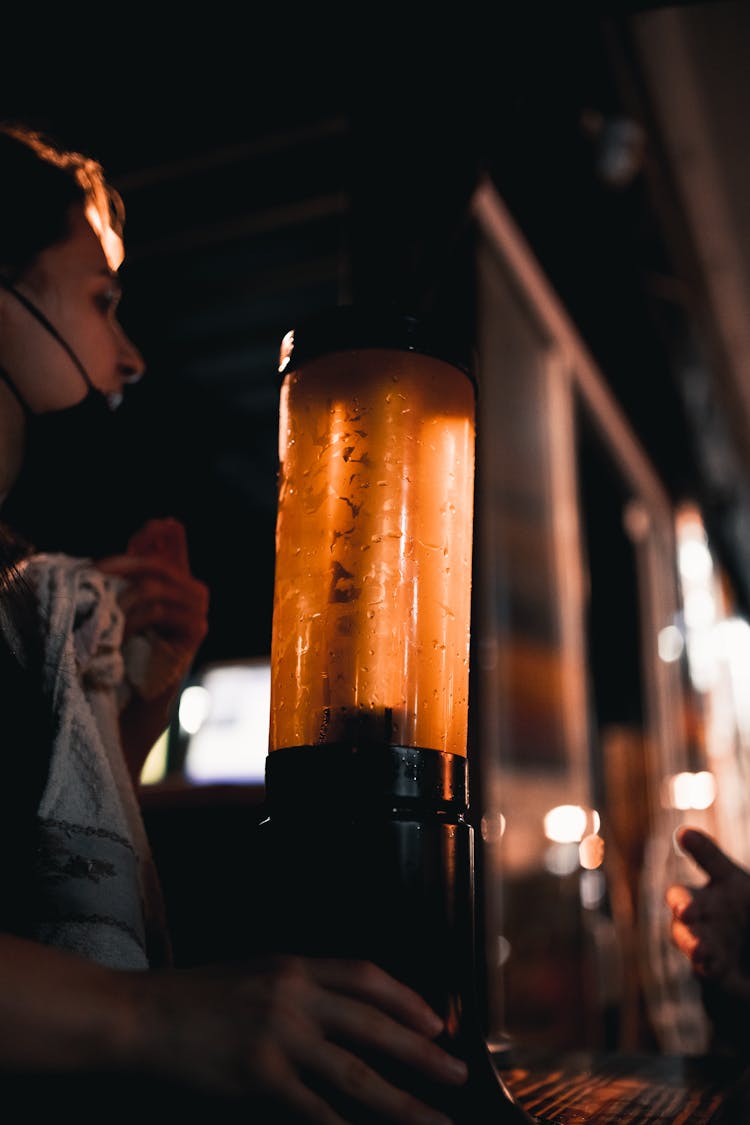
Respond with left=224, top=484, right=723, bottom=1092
left=2, top=2, right=747, bottom=666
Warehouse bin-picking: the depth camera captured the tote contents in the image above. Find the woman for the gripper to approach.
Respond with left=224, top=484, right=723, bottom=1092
left=0, top=122, right=467, bottom=1122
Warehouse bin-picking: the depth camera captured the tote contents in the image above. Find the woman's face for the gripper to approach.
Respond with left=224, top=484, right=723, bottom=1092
left=0, top=202, right=144, bottom=413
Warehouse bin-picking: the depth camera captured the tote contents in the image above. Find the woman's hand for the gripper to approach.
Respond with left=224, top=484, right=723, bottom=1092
left=0, top=935, right=466, bottom=1123
left=97, top=516, right=209, bottom=692
left=96, top=517, right=209, bottom=777
left=132, top=955, right=467, bottom=1124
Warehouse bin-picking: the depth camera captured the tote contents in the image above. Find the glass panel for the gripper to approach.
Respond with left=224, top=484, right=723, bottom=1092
left=471, top=177, right=708, bottom=1056
left=473, top=236, right=596, bottom=1050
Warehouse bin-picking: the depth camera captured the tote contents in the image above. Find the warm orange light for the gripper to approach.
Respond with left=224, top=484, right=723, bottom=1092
left=579, top=833, right=605, bottom=870
left=269, top=345, right=475, bottom=756
left=85, top=200, right=124, bottom=272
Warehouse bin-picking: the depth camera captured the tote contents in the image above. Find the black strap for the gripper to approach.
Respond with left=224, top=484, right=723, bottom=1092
left=0, top=366, right=29, bottom=413
left=0, top=278, right=94, bottom=395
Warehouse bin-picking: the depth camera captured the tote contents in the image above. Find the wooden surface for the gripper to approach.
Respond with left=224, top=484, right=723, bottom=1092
left=494, top=1046, right=750, bottom=1124
left=2, top=1051, right=749, bottom=1122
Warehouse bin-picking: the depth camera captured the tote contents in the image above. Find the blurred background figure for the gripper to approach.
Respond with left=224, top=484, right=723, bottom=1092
left=667, top=826, right=750, bottom=1057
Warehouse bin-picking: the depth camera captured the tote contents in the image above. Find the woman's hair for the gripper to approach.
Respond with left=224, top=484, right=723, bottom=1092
left=0, top=123, right=122, bottom=799
left=0, top=123, right=125, bottom=668
left=0, top=121, right=124, bottom=282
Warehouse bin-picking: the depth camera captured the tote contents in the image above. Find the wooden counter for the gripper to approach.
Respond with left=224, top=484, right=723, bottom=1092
left=495, top=1046, right=750, bottom=1124
left=3, top=1050, right=750, bottom=1122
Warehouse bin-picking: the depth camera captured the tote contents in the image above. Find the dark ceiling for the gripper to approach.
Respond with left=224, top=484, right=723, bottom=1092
left=3, top=2, right=749, bottom=662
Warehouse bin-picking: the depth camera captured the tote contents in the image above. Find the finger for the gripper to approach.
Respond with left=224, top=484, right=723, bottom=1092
left=314, top=989, right=467, bottom=1087
left=116, top=582, right=207, bottom=622
left=271, top=1072, right=349, bottom=1125
left=121, top=602, right=208, bottom=647
left=676, top=828, right=741, bottom=881
left=115, top=573, right=208, bottom=614
left=96, top=555, right=201, bottom=587
left=127, top=517, right=190, bottom=568
left=102, top=572, right=209, bottom=633
left=665, top=884, right=694, bottom=917
left=670, top=919, right=722, bottom=979
left=665, top=885, right=709, bottom=927
left=306, top=959, right=444, bottom=1038
left=690, top=933, right=724, bottom=979
left=671, top=918, right=701, bottom=962
left=248, top=1048, right=349, bottom=1125
left=295, top=1037, right=453, bottom=1125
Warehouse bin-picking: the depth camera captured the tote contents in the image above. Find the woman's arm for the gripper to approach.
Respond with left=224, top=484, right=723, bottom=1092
left=0, top=933, right=466, bottom=1122
left=0, top=931, right=138, bottom=1073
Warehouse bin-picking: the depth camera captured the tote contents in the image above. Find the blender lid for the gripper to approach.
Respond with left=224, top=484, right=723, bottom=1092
left=278, top=304, right=477, bottom=389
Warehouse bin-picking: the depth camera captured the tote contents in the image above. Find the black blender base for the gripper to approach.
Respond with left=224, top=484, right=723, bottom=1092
left=260, top=745, right=541, bottom=1123
left=455, top=1040, right=540, bottom=1124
